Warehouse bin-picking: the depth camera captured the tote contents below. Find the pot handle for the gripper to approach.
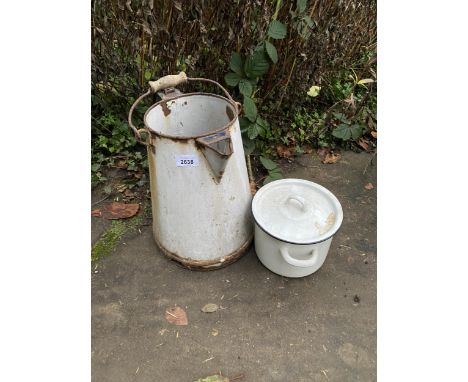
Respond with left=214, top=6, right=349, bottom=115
left=280, top=246, right=319, bottom=268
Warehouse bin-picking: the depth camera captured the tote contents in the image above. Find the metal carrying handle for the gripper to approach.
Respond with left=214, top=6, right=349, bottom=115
left=128, top=72, right=239, bottom=146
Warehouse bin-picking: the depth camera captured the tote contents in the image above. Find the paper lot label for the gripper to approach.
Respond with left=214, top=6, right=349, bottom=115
left=176, top=155, right=199, bottom=167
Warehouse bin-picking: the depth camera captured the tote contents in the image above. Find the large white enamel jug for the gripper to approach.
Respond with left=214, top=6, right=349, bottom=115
left=128, top=73, right=253, bottom=269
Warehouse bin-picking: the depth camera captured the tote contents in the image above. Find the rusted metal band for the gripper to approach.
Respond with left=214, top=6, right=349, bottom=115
left=128, top=90, right=152, bottom=146
left=143, top=92, right=238, bottom=142
left=153, top=234, right=253, bottom=271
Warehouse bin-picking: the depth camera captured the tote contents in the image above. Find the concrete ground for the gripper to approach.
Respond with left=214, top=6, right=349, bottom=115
left=92, top=151, right=377, bottom=382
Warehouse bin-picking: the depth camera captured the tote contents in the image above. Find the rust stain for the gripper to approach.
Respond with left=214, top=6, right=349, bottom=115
left=153, top=234, right=253, bottom=271
left=160, top=100, right=171, bottom=116
left=225, top=105, right=234, bottom=121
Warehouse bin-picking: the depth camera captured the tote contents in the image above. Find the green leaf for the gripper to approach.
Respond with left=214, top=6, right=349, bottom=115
left=255, top=117, right=269, bottom=137
left=238, top=79, right=253, bottom=97
left=243, top=137, right=256, bottom=155
left=144, top=70, right=152, bottom=81
left=267, top=20, right=287, bottom=39
left=230, top=52, right=243, bottom=76
left=260, top=156, right=278, bottom=171
left=244, top=51, right=270, bottom=79
left=350, top=124, right=363, bottom=140
left=303, top=15, right=314, bottom=28
left=243, top=96, right=257, bottom=122
left=332, top=124, right=352, bottom=140
left=265, top=41, right=278, bottom=63
left=297, top=0, right=307, bottom=13
left=264, top=167, right=283, bottom=185
left=239, top=117, right=251, bottom=132
left=256, top=117, right=269, bottom=129
left=91, top=163, right=101, bottom=172
left=247, top=122, right=261, bottom=139
left=225, top=72, right=241, bottom=87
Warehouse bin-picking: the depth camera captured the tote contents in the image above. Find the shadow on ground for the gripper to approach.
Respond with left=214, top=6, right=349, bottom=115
left=92, top=151, right=377, bottom=382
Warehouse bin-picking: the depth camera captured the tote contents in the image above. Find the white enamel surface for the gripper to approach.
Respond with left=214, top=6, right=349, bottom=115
left=252, top=178, right=343, bottom=244
left=254, top=223, right=332, bottom=278
left=146, top=95, right=236, bottom=137
left=145, top=94, right=253, bottom=261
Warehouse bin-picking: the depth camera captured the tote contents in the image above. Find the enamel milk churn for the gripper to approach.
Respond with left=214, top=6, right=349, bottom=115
left=128, top=73, right=253, bottom=269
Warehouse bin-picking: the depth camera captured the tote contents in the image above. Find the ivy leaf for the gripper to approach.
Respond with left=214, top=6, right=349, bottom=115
left=230, top=52, right=243, bottom=76
left=260, top=156, right=278, bottom=171
left=265, top=41, right=278, bottom=63
left=243, top=96, right=257, bottom=122
left=238, top=79, right=253, bottom=97
left=267, top=20, right=287, bottom=39
left=224, top=72, right=241, bottom=87
left=332, top=124, right=353, bottom=140
left=244, top=51, right=270, bottom=79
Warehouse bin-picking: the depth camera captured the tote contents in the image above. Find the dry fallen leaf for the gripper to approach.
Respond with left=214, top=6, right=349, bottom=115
left=365, top=183, right=374, bottom=190
left=194, top=374, right=228, bottom=382
left=91, top=209, right=102, bottom=217
left=358, top=138, right=369, bottom=151
left=317, top=147, right=329, bottom=160
left=91, top=202, right=139, bottom=220
left=276, top=144, right=293, bottom=159
left=371, top=130, right=377, bottom=139
left=165, top=306, right=188, bottom=326
left=250, top=181, right=257, bottom=196
left=201, top=303, right=219, bottom=313
left=124, top=189, right=135, bottom=198
left=211, top=328, right=219, bottom=336
left=322, top=152, right=341, bottom=164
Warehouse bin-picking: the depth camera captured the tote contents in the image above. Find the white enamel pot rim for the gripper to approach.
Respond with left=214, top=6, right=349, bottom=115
left=252, top=178, right=344, bottom=245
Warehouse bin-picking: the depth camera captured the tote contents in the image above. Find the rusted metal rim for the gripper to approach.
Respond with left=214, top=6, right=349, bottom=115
left=153, top=234, right=253, bottom=271
left=143, top=92, right=239, bottom=141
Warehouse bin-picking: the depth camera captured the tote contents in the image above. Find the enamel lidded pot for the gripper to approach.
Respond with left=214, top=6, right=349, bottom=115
left=252, top=178, right=343, bottom=278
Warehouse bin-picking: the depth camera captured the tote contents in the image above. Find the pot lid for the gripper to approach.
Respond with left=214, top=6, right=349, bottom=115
left=252, top=179, right=343, bottom=244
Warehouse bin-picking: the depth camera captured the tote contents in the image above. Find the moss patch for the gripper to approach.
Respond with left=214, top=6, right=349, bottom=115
left=91, top=213, right=144, bottom=262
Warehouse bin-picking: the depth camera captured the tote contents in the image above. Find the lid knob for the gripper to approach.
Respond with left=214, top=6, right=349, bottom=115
left=286, top=195, right=307, bottom=212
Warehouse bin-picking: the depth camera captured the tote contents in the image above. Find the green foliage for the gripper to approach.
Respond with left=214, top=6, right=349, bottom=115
left=260, top=156, right=283, bottom=184
left=267, top=20, right=287, bottom=39
left=291, top=0, right=315, bottom=40
left=224, top=14, right=289, bottom=163
left=91, top=111, right=147, bottom=187
left=243, top=96, right=258, bottom=122
left=92, top=0, right=377, bottom=183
